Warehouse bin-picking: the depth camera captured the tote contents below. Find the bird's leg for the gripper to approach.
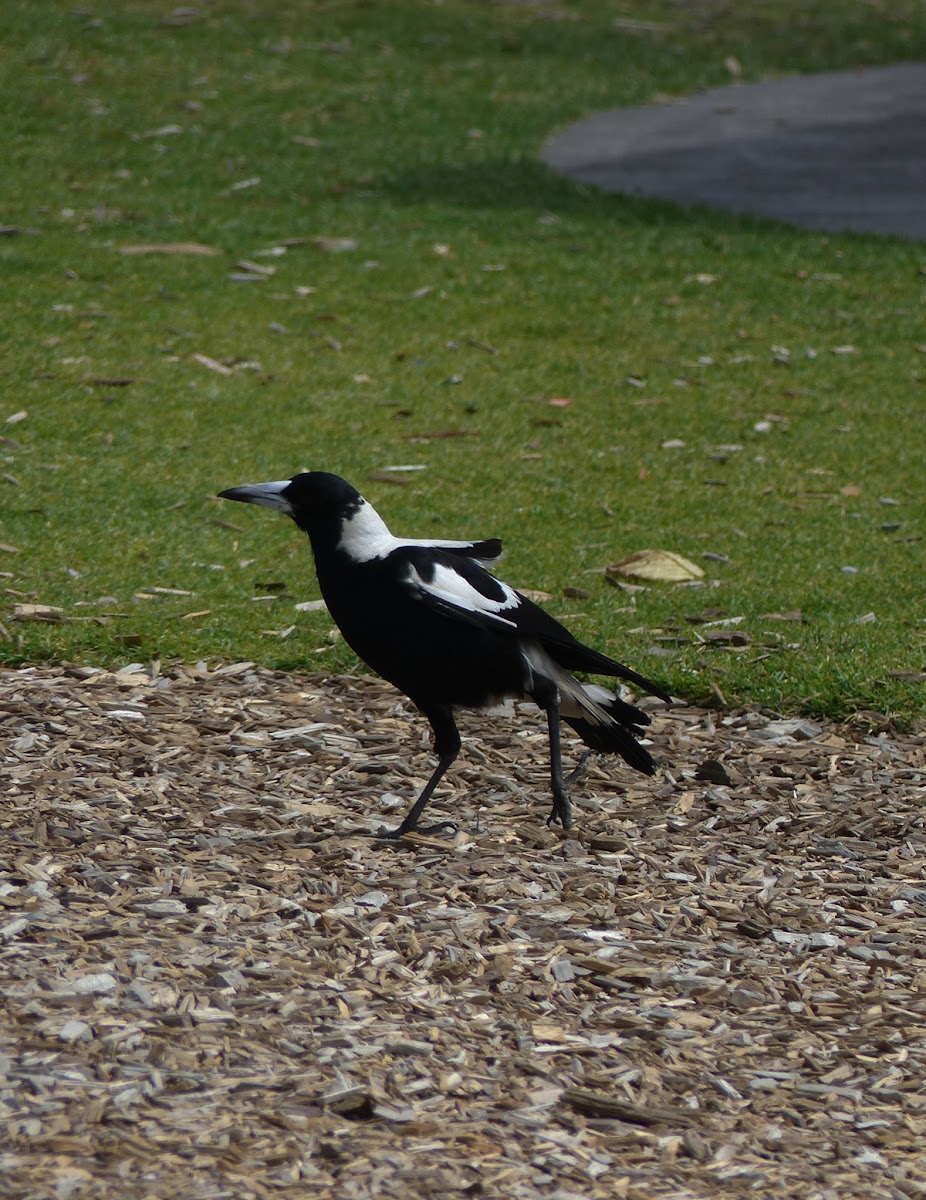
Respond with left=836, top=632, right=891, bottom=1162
left=566, top=750, right=593, bottom=788
left=534, top=686, right=572, bottom=830
left=373, top=704, right=461, bottom=839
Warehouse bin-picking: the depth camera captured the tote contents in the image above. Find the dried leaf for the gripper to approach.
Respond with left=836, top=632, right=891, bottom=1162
left=607, top=549, right=705, bottom=583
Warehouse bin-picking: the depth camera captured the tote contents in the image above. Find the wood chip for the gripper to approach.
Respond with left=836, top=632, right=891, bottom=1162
left=1, top=663, right=924, bottom=1197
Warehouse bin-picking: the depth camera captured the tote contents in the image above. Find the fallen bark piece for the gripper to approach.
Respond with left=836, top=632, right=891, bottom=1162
left=11, top=603, right=65, bottom=622
left=561, top=1086, right=698, bottom=1127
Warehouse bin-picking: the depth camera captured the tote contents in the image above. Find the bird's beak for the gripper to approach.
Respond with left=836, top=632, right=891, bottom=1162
left=218, top=480, right=293, bottom=514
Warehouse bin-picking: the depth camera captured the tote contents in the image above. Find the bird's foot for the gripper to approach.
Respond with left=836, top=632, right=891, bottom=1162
left=367, top=820, right=458, bottom=840
left=545, top=803, right=573, bottom=831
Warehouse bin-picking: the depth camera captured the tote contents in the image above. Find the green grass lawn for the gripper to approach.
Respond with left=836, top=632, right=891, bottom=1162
left=1, top=0, right=924, bottom=719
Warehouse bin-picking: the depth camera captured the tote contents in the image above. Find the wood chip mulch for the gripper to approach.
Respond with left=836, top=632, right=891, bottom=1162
left=1, top=662, right=925, bottom=1199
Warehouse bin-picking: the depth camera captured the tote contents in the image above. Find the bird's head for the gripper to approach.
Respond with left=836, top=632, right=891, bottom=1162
left=218, top=471, right=368, bottom=545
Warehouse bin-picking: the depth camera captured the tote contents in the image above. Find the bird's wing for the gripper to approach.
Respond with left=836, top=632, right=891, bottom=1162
left=399, top=547, right=671, bottom=701
left=398, top=537, right=502, bottom=566
left=400, top=548, right=521, bottom=630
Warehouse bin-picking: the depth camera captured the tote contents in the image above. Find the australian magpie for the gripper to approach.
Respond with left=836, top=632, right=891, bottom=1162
left=218, top=471, right=671, bottom=837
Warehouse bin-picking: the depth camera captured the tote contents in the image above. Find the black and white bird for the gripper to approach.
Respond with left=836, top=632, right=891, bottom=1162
left=219, top=471, right=670, bottom=837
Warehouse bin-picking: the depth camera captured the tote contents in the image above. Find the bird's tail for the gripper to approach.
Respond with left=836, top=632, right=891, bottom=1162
left=522, top=646, right=657, bottom=776
left=561, top=682, right=656, bottom=776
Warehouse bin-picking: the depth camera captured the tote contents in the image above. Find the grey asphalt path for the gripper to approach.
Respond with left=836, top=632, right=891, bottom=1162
left=542, top=62, right=926, bottom=240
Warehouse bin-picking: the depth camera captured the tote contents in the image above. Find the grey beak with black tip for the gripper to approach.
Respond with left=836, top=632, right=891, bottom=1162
left=218, top=480, right=294, bottom=514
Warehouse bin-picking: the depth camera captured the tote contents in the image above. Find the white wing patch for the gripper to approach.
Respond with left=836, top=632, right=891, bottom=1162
left=406, top=562, right=521, bottom=628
